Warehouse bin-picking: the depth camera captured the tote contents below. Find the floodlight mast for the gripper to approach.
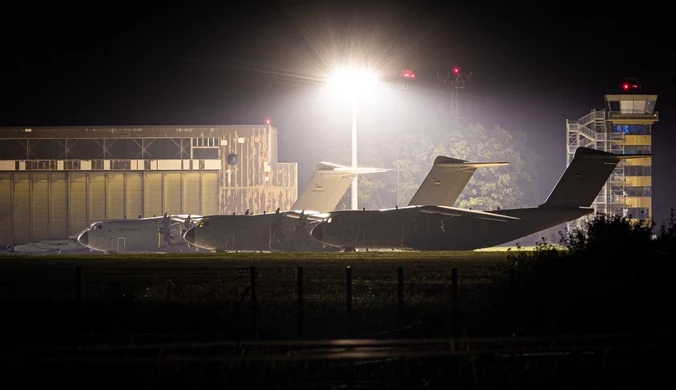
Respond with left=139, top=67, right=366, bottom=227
left=327, top=67, right=379, bottom=210
left=351, top=102, right=357, bottom=210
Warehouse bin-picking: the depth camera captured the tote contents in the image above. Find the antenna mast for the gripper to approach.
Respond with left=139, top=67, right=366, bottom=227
left=437, top=64, right=472, bottom=119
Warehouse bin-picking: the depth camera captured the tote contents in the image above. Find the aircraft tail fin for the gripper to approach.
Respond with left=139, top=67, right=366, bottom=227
left=407, top=156, right=509, bottom=207
left=541, top=147, right=652, bottom=208
left=291, top=162, right=389, bottom=213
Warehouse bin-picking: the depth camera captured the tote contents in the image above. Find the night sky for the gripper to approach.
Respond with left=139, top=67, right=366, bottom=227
left=2, top=1, right=674, bottom=223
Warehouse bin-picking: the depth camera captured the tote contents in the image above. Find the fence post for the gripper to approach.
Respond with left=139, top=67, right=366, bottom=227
left=509, top=266, right=516, bottom=336
left=75, top=266, right=82, bottom=304
left=451, top=267, right=458, bottom=337
left=297, top=266, right=304, bottom=337
left=346, top=266, right=353, bottom=337
left=250, top=266, right=258, bottom=338
left=397, top=267, right=404, bottom=317
left=570, top=267, right=577, bottom=334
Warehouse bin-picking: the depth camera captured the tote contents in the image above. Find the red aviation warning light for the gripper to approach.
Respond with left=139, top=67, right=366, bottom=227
left=452, top=65, right=461, bottom=75
left=621, top=78, right=641, bottom=92
left=265, top=118, right=271, bottom=125
left=401, top=69, right=416, bottom=79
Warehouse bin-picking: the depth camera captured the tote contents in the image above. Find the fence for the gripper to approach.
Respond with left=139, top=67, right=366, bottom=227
left=68, top=265, right=464, bottom=339
left=0, top=261, right=667, bottom=342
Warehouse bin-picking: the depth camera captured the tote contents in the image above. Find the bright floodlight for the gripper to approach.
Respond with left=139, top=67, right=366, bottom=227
left=327, top=67, right=379, bottom=102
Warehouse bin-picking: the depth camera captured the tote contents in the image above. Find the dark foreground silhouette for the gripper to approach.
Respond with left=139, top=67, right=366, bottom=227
left=1, top=213, right=675, bottom=388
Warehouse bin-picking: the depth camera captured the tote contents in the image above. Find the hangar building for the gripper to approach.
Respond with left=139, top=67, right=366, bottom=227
left=0, top=125, right=297, bottom=246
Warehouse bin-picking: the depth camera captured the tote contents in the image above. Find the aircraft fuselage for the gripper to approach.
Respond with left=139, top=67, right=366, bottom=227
left=77, top=218, right=195, bottom=253
left=184, top=213, right=339, bottom=252
left=310, top=206, right=592, bottom=251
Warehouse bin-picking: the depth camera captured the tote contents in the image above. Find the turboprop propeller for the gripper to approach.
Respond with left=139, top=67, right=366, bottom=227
left=157, top=212, right=179, bottom=248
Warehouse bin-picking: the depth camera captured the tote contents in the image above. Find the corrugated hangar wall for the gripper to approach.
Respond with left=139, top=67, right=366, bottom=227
left=0, top=171, right=218, bottom=245
left=218, top=127, right=297, bottom=215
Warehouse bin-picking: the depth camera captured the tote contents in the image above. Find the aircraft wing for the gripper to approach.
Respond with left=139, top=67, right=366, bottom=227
left=408, top=156, right=509, bottom=208
left=170, top=214, right=204, bottom=222
left=170, top=214, right=204, bottom=230
left=418, top=205, right=520, bottom=222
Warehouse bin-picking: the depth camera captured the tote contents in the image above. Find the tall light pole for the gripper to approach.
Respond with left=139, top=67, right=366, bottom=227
left=327, top=67, right=379, bottom=210
left=351, top=103, right=358, bottom=210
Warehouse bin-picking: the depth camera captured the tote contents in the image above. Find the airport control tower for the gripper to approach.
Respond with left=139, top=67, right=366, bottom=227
left=566, top=79, right=658, bottom=231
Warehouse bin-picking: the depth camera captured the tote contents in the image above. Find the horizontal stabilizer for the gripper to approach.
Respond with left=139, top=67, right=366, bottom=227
left=418, top=205, right=520, bottom=222
left=437, top=161, right=510, bottom=168
left=569, top=150, right=654, bottom=160
left=618, top=153, right=654, bottom=159
left=315, top=162, right=390, bottom=175
left=408, top=155, right=510, bottom=208
left=287, top=210, right=329, bottom=221
left=330, top=167, right=391, bottom=174
left=292, top=162, right=389, bottom=213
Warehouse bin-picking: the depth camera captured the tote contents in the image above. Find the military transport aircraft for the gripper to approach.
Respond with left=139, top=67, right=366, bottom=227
left=77, top=213, right=200, bottom=253
left=183, top=156, right=508, bottom=252
left=76, top=160, right=389, bottom=254
left=309, top=147, right=649, bottom=251
left=181, top=161, right=388, bottom=252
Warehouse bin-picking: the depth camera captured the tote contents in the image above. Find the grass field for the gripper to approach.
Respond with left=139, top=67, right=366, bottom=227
left=0, top=249, right=512, bottom=263
left=1, top=249, right=673, bottom=388
left=0, top=250, right=513, bottom=341
left=0, top=248, right=667, bottom=341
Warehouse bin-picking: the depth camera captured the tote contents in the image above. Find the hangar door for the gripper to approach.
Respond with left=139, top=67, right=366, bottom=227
left=0, top=172, right=69, bottom=246
left=0, top=171, right=219, bottom=245
left=68, top=171, right=219, bottom=237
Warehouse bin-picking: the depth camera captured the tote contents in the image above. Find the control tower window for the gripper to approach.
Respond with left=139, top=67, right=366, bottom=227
left=613, top=125, right=650, bottom=135
left=645, top=99, right=656, bottom=114
left=624, top=145, right=651, bottom=154
left=620, top=100, right=646, bottom=114
left=625, top=166, right=651, bottom=176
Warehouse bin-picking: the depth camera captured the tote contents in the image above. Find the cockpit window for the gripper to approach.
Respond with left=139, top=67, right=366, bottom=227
left=90, top=223, right=103, bottom=230
left=198, top=219, right=210, bottom=227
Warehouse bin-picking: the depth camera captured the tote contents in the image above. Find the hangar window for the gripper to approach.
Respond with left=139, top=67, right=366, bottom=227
left=64, top=161, right=81, bottom=170
left=143, top=138, right=182, bottom=159
left=193, top=148, right=219, bottom=159
left=0, top=140, right=28, bottom=160
left=66, top=139, right=104, bottom=159
left=26, top=161, right=58, bottom=170
left=193, top=137, right=218, bottom=147
left=105, top=139, right=143, bottom=159
left=28, top=139, right=65, bottom=159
